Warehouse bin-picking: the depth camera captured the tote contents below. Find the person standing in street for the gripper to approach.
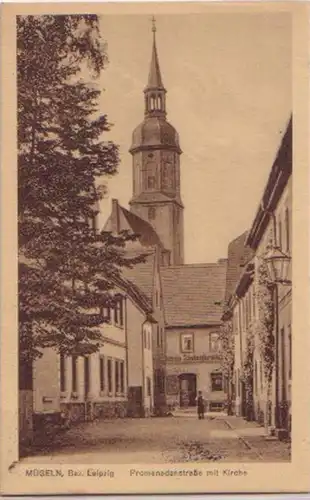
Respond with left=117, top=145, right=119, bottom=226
left=196, top=391, right=205, bottom=420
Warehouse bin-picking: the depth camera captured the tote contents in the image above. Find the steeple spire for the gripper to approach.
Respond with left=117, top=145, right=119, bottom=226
left=146, top=16, right=164, bottom=90
left=144, top=17, right=166, bottom=117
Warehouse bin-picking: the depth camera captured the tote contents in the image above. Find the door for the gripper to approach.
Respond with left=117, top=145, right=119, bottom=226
left=179, top=374, right=197, bottom=407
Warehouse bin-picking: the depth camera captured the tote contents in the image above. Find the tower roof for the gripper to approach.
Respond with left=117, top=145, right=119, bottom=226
left=145, top=17, right=165, bottom=91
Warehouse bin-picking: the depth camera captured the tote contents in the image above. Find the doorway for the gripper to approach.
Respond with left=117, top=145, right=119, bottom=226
left=179, top=373, right=197, bottom=407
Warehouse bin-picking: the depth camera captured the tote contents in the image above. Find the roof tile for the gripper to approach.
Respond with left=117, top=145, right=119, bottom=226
left=161, top=262, right=227, bottom=327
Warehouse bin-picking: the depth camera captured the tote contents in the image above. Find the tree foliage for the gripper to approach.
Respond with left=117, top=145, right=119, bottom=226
left=18, top=15, right=144, bottom=361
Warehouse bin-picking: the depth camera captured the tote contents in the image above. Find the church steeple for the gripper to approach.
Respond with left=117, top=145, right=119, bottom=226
left=129, top=18, right=184, bottom=266
left=144, top=17, right=166, bottom=118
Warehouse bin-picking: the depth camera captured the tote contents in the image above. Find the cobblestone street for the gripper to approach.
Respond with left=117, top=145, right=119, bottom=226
left=21, top=412, right=291, bottom=464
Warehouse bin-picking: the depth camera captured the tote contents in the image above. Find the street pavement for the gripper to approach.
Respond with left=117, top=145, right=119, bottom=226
left=21, top=411, right=291, bottom=464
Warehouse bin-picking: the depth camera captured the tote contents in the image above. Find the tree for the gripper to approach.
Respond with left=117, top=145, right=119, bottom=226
left=18, top=15, right=144, bottom=362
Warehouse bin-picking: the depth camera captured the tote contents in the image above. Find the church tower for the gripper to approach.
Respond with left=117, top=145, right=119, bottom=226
left=129, top=19, right=184, bottom=266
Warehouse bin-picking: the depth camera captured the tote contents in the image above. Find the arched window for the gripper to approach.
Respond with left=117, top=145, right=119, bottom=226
left=148, top=206, right=156, bottom=220
left=146, top=162, right=156, bottom=190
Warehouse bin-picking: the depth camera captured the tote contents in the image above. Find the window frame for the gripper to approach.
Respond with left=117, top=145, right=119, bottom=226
left=72, top=355, right=78, bottom=393
left=209, top=332, right=220, bottom=352
left=211, top=372, right=223, bottom=392
left=114, top=295, right=124, bottom=328
left=120, top=361, right=125, bottom=394
left=99, top=355, right=105, bottom=393
left=180, top=333, right=194, bottom=354
left=107, top=358, right=113, bottom=395
left=60, top=354, right=66, bottom=393
left=148, top=206, right=156, bottom=220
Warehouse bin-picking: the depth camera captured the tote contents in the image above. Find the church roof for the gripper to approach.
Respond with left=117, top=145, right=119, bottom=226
left=103, top=199, right=165, bottom=250
left=121, top=206, right=164, bottom=248
left=224, top=231, right=254, bottom=304
left=130, top=116, right=181, bottom=153
left=121, top=250, right=156, bottom=302
left=161, top=261, right=227, bottom=327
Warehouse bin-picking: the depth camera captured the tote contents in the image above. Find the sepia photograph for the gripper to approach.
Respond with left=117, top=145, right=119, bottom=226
left=1, top=1, right=310, bottom=495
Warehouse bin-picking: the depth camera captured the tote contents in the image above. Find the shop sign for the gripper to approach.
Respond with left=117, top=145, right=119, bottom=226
left=166, top=354, right=221, bottom=363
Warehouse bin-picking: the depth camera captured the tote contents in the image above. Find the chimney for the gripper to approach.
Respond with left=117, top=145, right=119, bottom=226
left=111, top=199, right=120, bottom=234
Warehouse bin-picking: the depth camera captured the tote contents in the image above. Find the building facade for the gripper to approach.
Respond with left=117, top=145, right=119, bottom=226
left=162, top=263, right=227, bottom=411
left=223, top=117, right=292, bottom=438
left=28, top=281, right=156, bottom=433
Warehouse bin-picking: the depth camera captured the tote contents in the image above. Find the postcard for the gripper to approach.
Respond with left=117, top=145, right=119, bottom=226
left=1, top=1, right=310, bottom=495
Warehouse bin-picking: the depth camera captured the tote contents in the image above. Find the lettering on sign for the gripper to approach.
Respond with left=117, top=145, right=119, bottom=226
left=166, top=354, right=221, bottom=363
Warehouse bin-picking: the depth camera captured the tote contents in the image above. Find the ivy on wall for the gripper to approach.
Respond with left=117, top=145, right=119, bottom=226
left=254, top=258, right=275, bottom=385
left=219, top=319, right=234, bottom=384
left=240, top=320, right=255, bottom=419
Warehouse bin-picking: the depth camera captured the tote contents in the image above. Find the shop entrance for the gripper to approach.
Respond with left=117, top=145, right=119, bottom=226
left=179, top=373, right=197, bottom=407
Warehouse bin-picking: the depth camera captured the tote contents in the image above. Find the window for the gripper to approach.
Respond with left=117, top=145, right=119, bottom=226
left=144, top=328, right=147, bottom=349
left=102, top=306, right=111, bottom=323
left=114, top=296, right=124, bottom=327
left=148, top=207, right=156, bottom=220
left=254, top=360, right=258, bottom=395
left=120, top=361, right=125, bottom=394
left=60, top=354, right=66, bottom=392
left=209, top=332, right=220, bottom=352
left=147, top=176, right=156, bottom=189
left=147, top=376, right=151, bottom=397
left=211, top=372, right=223, bottom=392
left=157, top=325, right=160, bottom=347
left=84, top=356, right=90, bottom=396
left=72, top=356, right=78, bottom=393
left=285, top=208, right=290, bottom=252
left=115, top=360, right=120, bottom=394
left=181, top=333, right=194, bottom=353
left=99, top=356, right=105, bottom=392
left=161, top=328, right=164, bottom=348
left=91, top=215, right=97, bottom=232
left=107, top=359, right=112, bottom=394
left=155, top=289, right=159, bottom=307
left=278, top=219, right=282, bottom=249
left=260, top=360, right=263, bottom=391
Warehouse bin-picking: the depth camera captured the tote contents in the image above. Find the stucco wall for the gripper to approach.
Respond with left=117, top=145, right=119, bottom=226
left=165, top=326, right=225, bottom=407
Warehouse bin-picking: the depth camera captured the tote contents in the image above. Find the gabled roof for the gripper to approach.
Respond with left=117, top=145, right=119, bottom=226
left=121, top=250, right=156, bottom=303
left=224, top=231, right=254, bottom=303
left=161, top=261, right=227, bottom=327
left=246, top=116, right=292, bottom=250
left=121, top=207, right=164, bottom=248
left=103, top=200, right=165, bottom=249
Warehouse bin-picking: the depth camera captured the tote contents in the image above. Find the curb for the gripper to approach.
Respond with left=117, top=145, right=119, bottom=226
left=224, top=418, right=264, bottom=460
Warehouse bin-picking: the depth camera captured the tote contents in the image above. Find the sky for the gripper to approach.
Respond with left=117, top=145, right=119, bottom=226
left=96, top=12, right=291, bottom=264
